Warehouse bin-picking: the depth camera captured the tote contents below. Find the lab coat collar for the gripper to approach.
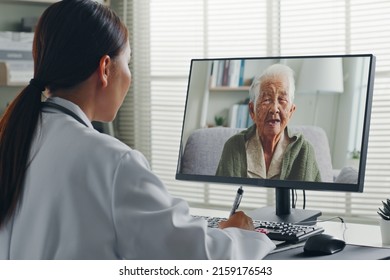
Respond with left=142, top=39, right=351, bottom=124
left=44, top=97, right=94, bottom=129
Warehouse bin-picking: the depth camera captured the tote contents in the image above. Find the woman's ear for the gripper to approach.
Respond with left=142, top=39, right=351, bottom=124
left=98, top=55, right=111, bottom=88
left=288, top=103, right=296, bottom=119
left=249, top=101, right=255, bottom=120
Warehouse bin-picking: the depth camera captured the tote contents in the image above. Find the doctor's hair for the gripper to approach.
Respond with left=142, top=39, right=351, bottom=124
left=0, top=0, right=128, bottom=228
left=249, top=63, right=296, bottom=104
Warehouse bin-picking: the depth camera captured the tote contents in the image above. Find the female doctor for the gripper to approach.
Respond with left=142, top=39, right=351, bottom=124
left=0, top=0, right=275, bottom=259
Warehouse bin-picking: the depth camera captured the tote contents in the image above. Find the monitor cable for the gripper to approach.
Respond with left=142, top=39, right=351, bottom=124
left=296, top=216, right=347, bottom=241
left=291, top=189, right=298, bottom=209
left=291, top=189, right=306, bottom=209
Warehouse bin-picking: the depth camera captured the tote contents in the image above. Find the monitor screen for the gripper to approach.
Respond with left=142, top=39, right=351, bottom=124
left=176, top=54, right=375, bottom=223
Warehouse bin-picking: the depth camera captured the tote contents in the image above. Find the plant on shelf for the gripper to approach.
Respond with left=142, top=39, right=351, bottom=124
left=214, top=115, right=225, bottom=127
left=350, top=149, right=360, bottom=159
left=377, top=199, right=390, bottom=220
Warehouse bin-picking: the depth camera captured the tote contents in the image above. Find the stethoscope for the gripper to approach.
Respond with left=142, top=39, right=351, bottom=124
left=41, top=102, right=89, bottom=128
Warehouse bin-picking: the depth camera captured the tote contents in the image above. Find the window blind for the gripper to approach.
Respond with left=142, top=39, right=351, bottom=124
left=349, top=1, right=390, bottom=223
left=114, top=0, right=390, bottom=224
left=149, top=0, right=273, bottom=210
left=280, top=0, right=390, bottom=224
left=111, top=0, right=152, bottom=160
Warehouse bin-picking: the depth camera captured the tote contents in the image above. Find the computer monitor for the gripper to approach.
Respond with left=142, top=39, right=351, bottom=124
left=176, top=54, right=375, bottom=224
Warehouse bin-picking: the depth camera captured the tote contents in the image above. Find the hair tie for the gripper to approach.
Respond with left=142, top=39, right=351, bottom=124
left=29, top=78, right=46, bottom=92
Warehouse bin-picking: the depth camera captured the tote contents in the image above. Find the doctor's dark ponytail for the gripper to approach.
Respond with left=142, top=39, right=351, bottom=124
left=0, top=0, right=128, bottom=228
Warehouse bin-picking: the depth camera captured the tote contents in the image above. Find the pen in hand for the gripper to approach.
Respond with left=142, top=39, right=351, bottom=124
left=229, top=186, right=244, bottom=217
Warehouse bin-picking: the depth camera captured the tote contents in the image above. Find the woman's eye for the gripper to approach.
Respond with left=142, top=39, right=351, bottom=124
left=261, top=99, right=271, bottom=104
left=279, top=98, right=287, bottom=103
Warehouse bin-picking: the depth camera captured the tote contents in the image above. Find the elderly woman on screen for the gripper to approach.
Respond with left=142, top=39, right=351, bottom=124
left=215, top=64, right=321, bottom=181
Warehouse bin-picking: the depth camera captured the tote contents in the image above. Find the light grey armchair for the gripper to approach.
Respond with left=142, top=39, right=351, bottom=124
left=180, top=125, right=335, bottom=182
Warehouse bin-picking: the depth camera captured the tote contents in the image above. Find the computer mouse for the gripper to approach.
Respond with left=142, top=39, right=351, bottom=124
left=303, top=234, right=346, bottom=256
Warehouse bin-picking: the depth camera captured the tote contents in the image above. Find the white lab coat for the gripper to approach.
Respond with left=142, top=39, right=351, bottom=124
left=0, top=97, right=275, bottom=259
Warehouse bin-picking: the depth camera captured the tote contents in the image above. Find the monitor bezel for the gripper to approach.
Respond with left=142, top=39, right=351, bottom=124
left=176, top=54, right=376, bottom=194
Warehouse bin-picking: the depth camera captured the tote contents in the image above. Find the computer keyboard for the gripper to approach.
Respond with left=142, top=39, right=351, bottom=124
left=193, top=215, right=324, bottom=243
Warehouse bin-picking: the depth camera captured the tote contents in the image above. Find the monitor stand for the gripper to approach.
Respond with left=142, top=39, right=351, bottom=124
left=247, top=188, right=321, bottom=225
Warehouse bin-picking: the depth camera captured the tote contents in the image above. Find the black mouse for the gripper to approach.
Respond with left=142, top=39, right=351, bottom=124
left=303, top=234, right=346, bottom=256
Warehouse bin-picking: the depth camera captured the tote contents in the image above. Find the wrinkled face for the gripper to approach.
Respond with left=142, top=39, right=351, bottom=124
left=249, top=75, right=295, bottom=142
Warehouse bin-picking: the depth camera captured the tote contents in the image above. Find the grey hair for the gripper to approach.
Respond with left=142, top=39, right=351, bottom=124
left=249, top=63, right=295, bottom=103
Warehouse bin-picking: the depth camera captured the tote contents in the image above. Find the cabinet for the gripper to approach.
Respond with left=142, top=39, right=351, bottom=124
left=0, top=0, right=54, bottom=113
left=0, top=0, right=55, bottom=31
left=0, top=0, right=114, bottom=136
left=0, top=0, right=109, bottom=87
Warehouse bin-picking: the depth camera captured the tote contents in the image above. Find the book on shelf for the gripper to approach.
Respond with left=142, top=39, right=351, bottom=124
left=228, top=104, right=239, bottom=128
left=209, top=60, right=218, bottom=88
left=228, top=59, right=240, bottom=87
left=236, top=104, right=248, bottom=128
left=238, top=59, right=245, bottom=86
left=222, top=60, right=230, bottom=86
left=228, top=101, right=253, bottom=129
left=210, top=59, right=245, bottom=88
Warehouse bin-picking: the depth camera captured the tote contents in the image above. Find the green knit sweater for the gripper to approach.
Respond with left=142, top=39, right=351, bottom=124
left=215, top=125, right=322, bottom=182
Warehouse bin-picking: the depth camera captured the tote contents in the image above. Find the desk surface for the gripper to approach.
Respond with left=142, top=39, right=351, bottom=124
left=265, top=243, right=390, bottom=260
left=190, top=207, right=389, bottom=249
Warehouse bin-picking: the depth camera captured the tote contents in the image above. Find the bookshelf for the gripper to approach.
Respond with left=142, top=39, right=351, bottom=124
left=204, top=59, right=273, bottom=128
left=206, top=87, right=250, bottom=128
left=209, top=86, right=250, bottom=92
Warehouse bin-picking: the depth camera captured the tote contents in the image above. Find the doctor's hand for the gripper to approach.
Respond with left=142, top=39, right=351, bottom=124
left=218, top=211, right=255, bottom=231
